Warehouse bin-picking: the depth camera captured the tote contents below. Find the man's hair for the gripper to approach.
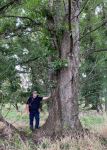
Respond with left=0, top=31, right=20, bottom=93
left=32, top=91, right=38, bottom=94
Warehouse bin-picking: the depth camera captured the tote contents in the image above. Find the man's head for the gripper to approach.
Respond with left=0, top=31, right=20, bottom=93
left=32, top=91, right=38, bottom=98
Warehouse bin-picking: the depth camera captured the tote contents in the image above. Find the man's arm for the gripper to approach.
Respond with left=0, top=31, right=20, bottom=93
left=25, top=104, right=29, bottom=113
left=43, top=93, right=51, bottom=100
left=24, top=97, right=30, bottom=113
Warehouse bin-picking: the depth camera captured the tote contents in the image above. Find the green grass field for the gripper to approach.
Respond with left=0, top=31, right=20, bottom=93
left=0, top=104, right=107, bottom=150
left=1, top=104, right=105, bottom=130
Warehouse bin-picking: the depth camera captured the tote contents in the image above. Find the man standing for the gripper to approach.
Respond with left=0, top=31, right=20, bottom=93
left=26, top=91, right=51, bottom=131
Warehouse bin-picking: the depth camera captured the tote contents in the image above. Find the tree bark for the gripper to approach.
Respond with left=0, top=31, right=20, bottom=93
left=105, top=99, right=107, bottom=112
left=33, top=0, right=82, bottom=139
left=0, top=114, right=27, bottom=142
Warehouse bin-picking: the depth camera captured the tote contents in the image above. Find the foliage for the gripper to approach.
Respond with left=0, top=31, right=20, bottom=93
left=0, top=0, right=107, bottom=113
left=51, top=59, right=68, bottom=71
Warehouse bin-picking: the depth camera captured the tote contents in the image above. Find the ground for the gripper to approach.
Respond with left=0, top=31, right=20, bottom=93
left=0, top=104, right=107, bottom=149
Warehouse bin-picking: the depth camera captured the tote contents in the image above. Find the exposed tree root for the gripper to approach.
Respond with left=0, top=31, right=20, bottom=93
left=0, top=115, right=28, bottom=142
left=32, top=125, right=85, bottom=143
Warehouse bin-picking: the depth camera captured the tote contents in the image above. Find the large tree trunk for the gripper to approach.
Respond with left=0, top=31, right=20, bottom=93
left=33, top=0, right=82, bottom=139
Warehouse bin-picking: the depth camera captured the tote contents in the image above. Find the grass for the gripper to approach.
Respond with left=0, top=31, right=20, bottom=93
left=0, top=105, right=107, bottom=149
left=81, top=114, right=105, bottom=128
left=1, top=103, right=48, bottom=131
left=2, top=105, right=105, bottom=131
left=0, top=133, right=105, bottom=150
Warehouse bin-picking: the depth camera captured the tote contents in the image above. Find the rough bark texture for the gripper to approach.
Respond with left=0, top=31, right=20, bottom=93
left=0, top=114, right=28, bottom=142
left=33, top=0, right=82, bottom=139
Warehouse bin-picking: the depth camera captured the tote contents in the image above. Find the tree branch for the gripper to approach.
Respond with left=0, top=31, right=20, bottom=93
left=80, top=20, right=107, bottom=41
left=17, top=56, right=40, bottom=65
left=77, top=0, right=90, bottom=18
left=0, top=0, right=21, bottom=13
left=16, top=71, right=31, bottom=74
left=70, top=0, right=90, bottom=21
left=94, top=48, right=107, bottom=52
left=0, top=22, right=39, bottom=39
left=1, top=15, right=42, bottom=26
left=82, top=48, right=107, bottom=59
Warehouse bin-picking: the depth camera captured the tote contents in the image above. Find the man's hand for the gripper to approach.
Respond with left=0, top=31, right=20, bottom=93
left=43, top=93, right=51, bottom=100
left=24, top=104, right=29, bottom=114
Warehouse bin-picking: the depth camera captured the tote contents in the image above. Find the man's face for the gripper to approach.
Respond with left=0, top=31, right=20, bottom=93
left=32, top=91, right=37, bottom=98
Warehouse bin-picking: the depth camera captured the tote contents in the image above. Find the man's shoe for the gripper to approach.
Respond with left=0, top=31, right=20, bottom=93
left=35, top=127, right=40, bottom=130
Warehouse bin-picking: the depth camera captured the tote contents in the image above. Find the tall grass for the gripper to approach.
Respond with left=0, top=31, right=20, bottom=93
left=0, top=133, right=105, bottom=150
left=1, top=106, right=107, bottom=150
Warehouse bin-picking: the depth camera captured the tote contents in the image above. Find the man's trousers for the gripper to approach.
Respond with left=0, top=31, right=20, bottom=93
left=29, top=111, right=40, bottom=129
